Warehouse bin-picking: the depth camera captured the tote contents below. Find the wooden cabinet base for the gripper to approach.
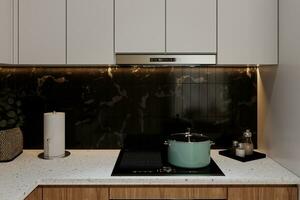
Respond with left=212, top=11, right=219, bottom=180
left=25, top=185, right=298, bottom=200
left=43, top=186, right=67, bottom=200
left=25, top=186, right=109, bottom=200
left=110, top=186, right=227, bottom=199
left=24, top=187, right=42, bottom=200
left=66, top=186, right=109, bottom=200
left=228, top=186, right=298, bottom=200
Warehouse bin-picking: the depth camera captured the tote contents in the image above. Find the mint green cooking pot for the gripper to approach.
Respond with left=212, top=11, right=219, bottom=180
left=166, top=131, right=214, bottom=168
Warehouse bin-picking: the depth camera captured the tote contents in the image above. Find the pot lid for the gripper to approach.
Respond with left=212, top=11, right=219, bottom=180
left=169, top=132, right=209, bottom=142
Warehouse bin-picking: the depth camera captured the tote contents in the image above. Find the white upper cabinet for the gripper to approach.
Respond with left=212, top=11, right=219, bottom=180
left=19, top=0, right=66, bottom=64
left=115, top=0, right=165, bottom=53
left=218, top=0, right=278, bottom=65
left=0, top=0, right=13, bottom=64
left=9, top=0, right=278, bottom=65
left=115, top=0, right=216, bottom=54
left=67, top=0, right=114, bottom=64
left=166, top=0, right=216, bottom=53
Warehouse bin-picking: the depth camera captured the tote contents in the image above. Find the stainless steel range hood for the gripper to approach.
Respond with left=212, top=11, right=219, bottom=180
left=116, top=54, right=216, bottom=65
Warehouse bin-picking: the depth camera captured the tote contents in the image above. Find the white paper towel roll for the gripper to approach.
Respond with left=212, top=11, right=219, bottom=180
left=44, top=112, right=65, bottom=158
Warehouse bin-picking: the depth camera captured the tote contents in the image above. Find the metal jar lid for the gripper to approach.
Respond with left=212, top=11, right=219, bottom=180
left=243, top=129, right=252, bottom=137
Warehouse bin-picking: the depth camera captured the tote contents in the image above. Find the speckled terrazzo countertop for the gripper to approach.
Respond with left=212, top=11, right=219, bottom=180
left=0, top=150, right=299, bottom=200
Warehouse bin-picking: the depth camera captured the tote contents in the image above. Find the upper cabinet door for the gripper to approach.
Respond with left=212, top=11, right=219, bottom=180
left=19, top=0, right=66, bottom=64
left=218, top=0, right=278, bottom=65
left=166, top=0, right=216, bottom=53
left=115, top=0, right=165, bottom=53
left=67, top=0, right=114, bottom=64
left=0, top=0, right=13, bottom=64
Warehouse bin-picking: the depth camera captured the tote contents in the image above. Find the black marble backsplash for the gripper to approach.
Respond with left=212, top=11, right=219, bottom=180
left=0, top=66, right=257, bottom=149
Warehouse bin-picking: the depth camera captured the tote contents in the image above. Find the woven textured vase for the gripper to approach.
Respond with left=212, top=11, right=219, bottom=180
left=0, top=127, right=23, bottom=162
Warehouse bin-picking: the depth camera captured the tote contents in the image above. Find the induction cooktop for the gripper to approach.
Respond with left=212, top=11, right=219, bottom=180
left=111, top=149, right=224, bottom=176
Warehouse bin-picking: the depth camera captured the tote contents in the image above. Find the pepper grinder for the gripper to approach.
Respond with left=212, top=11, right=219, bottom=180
left=243, top=129, right=254, bottom=156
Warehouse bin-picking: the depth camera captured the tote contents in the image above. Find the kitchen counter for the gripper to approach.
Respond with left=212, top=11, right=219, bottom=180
left=0, top=150, right=299, bottom=200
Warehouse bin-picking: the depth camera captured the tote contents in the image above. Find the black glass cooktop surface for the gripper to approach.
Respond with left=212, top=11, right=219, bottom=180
left=111, top=149, right=224, bottom=176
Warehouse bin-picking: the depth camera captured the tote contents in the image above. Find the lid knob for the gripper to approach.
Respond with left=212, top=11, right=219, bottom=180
left=186, top=128, right=191, bottom=133
left=185, top=128, right=192, bottom=142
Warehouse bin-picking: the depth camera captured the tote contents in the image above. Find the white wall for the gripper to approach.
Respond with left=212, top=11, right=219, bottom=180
left=260, top=0, right=300, bottom=176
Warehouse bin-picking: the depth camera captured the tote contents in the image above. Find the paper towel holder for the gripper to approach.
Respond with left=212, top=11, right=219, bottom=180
left=40, top=111, right=69, bottom=160
left=38, top=151, right=71, bottom=160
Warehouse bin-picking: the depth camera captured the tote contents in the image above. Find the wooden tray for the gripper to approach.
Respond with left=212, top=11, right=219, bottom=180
left=219, top=149, right=266, bottom=162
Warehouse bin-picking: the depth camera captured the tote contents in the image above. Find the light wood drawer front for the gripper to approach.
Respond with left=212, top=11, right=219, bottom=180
left=66, top=186, right=109, bottom=200
left=259, top=186, right=298, bottom=200
left=228, top=187, right=259, bottom=200
left=24, top=187, right=42, bottom=200
left=43, top=186, right=67, bottom=200
left=43, top=186, right=109, bottom=200
left=228, top=186, right=298, bottom=200
left=110, top=186, right=227, bottom=199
